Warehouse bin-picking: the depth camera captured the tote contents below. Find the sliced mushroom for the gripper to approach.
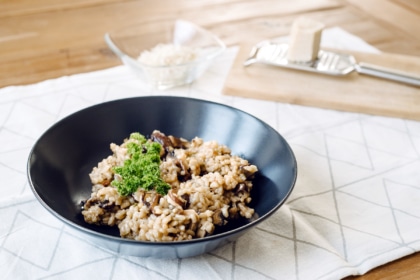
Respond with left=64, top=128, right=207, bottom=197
left=99, top=199, right=115, bottom=210
left=228, top=203, right=240, bottom=219
left=240, top=165, right=257, bottom=178
left=180, top=193, right=190, bottom=209
left=168, top=135, right=189, bottom=149
left=175, top=158, right=191, bottom=181
left=212, top=209, right=227, bottom=226
left=234, top=183, right=249, bottom=194
left=167, top=190, right=187, bottom=209
left=142, top=192, right=161, bottom=211
left=183, top=209, right=199, bottom=232
left=83, top=197, right=114, bottom=210
left=151, top=130, right=174, bottom=155
left=99, top=178, right=112, bottom=187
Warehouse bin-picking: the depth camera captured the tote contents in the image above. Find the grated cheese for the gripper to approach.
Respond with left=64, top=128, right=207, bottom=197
left=137, top=44, right=197, bottom=66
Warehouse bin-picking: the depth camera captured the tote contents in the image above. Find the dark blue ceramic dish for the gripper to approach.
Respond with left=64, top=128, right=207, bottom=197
left=27, top=96, right=297, bottom=258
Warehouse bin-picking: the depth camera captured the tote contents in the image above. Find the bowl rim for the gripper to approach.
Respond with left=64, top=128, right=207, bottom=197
left=27, top=96, right=297, bottom=246
left=104, top=19, right=226, bottom=69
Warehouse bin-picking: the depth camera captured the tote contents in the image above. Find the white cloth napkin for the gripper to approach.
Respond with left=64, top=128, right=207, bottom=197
left=1, top=28, right=419, bottom=280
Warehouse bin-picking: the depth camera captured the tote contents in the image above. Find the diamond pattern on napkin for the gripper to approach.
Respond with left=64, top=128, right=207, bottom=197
left=4, top=102, right=56, bottom=140
left=283, top=107, right=420, bottom=278
left=236, top=229, right=296, bottom=279
left=1, top=201, right=62, bottom=270
left=47, top=258, right=116, bottom=279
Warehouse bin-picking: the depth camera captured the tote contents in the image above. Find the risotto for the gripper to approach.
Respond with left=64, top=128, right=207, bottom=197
left=81, top=130, right=258, bottom=241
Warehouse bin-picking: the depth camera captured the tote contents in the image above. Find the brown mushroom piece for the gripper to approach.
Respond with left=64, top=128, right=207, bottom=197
left=183, top=209, right=199, bottom=231
left=151, top=131, right=191, bottom=179
left=142, top=192, right=161, bottom=211
left=234, top=183, right=249, bottom=194
left=212, top=209, right=227, bottom=226
left=240, top=165, right=257, bottom=178
left=99, top=199, right=116, bottom=210
left=81, top=198, right=93, bottom=210
left=228, top=203, right=240, bottom=219
left=167, top=190, right=187, bottom=209
left=175, top=158, right=191, bottom=181
left=180, top=193, right=190, bottom=209
left=168, top=135, right=189, bottom=149
left=82, top=197, right=113, bottom=210
left=150, top=130, right=174, bottom=155
left=98, top=178, right=112, bottom=187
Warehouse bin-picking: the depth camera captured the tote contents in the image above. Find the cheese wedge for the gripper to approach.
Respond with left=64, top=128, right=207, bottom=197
left=287, top=17, right=324, bottom=62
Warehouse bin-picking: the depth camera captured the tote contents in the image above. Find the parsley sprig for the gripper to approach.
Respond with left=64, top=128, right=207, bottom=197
left=112, top=133, right=170, bottom=196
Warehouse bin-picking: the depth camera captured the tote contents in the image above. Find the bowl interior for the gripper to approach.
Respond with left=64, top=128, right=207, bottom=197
left=28, top=97, right=297, bottom=242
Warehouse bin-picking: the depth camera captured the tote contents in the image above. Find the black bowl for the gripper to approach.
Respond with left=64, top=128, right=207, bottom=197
left=27, top=96, right=297, bottom=258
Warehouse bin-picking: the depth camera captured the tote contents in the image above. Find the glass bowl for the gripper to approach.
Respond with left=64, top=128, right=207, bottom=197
left=105, top=19, right=226, bottom=90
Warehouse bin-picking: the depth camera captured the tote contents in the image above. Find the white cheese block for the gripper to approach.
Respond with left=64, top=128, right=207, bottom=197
left=287, top=17, right=325, bottom=62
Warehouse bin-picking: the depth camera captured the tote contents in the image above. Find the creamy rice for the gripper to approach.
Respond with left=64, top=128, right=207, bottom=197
left=82, top=130, right=258, bottom=241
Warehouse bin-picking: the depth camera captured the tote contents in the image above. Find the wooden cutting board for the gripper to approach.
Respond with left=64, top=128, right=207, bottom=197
left=223, top=43, right=420, bottom=120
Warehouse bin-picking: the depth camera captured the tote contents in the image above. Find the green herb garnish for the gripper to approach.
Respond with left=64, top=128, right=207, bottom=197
left=112, top=132, right=170, bottom=196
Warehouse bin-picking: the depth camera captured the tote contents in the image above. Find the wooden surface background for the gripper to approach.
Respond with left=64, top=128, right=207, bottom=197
left=1, top=0, right=419, bottom=278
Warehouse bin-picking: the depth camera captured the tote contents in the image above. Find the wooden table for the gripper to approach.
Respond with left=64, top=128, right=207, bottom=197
left=1, top=0, right=419, bottom=278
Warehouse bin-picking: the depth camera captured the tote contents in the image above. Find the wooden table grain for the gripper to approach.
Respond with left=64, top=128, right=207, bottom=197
left=1, top=0, right=419, bottom=278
